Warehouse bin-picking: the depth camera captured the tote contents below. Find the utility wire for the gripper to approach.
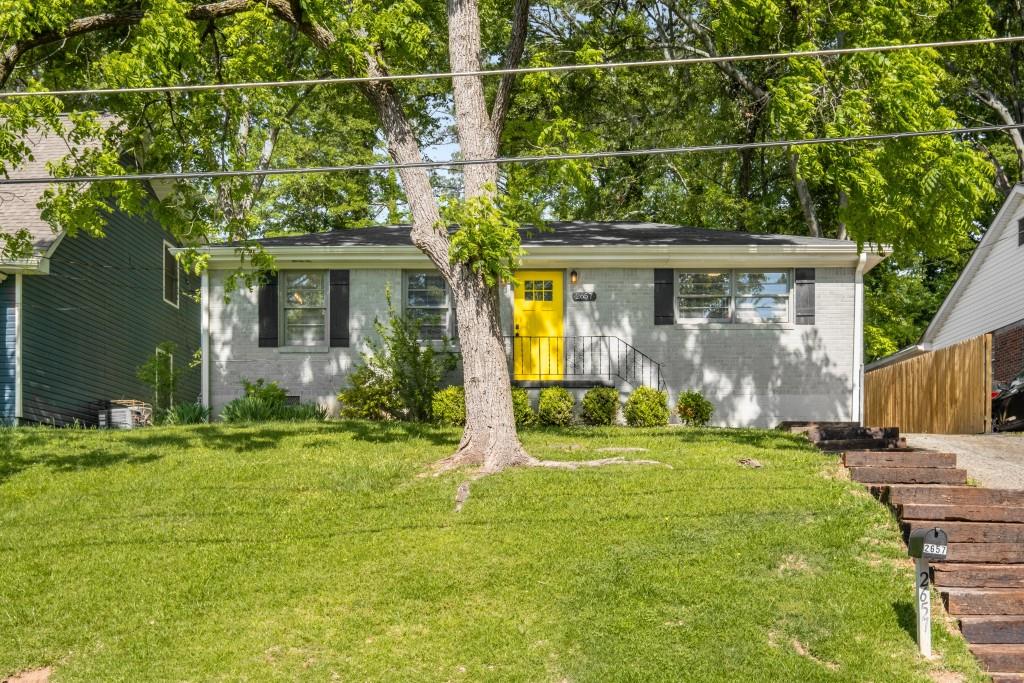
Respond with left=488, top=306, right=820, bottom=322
left=2, top=123, right=1022, bottom=185
left=1, top=35, right=1022, bottom=99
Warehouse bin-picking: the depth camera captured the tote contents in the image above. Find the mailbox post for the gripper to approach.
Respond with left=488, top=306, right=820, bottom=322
left=907, top=527, right=949, bottom=658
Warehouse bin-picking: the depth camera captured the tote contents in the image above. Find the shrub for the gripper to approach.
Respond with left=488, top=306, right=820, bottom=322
left=624, top=387, right=670, bottom=427
left=338, top=292, right=456, bottom=421
left=432, top=386, right=466, bottom=426
left=676, top=390, right=714, bottom=427
left=511, top=387, right=537, bottom=427
left=581, top=387, right=619, bottom=426
left=164, top=401, right=210, bottom=425
left=538, top=387, right=575, bottom=426
left=220, top=397, right=327, bottom=423
left=136, top=341, right=182, bottom=414
left=242, top=378, right=288, bottom=405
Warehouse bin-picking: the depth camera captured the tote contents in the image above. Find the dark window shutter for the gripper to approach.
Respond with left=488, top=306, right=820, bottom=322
left=795, top=268, right=815, bottom=325
left=329, top=269, right=350, bottom=347
left=654, top=269, right=675, bottom=325
left=258, top=272, right=279, bottom=347
left=1018, top=217, right=1024, bottom=247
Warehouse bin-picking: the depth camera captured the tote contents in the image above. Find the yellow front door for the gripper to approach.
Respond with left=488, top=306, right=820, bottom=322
left=513, top=271, right=564, bottom=380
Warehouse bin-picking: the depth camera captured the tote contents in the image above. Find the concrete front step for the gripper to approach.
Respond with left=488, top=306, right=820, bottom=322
left=843, top=451, right=958, bottom=468
left=850, top=467, right=967, bottom=485
left=960, top=616, right=1024, bottom=644
left=933, top=563, right=1024, bottom=588
left=882, top=486, right=1024, bottom=508
left=900, top=504, right=1024, bottom=524
left=943, top=589, right=1024, bottom=615
left=969, top=644, right=1024, bottom=673
left=903, top=520, right=1024, bottom=544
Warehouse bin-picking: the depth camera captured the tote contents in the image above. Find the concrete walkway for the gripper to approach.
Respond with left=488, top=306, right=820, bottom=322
left=904, top=433, right=1024, bottom=489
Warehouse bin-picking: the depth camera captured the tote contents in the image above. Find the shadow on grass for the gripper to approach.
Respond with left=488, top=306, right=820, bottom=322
left=343, top=420, right=459, bottom=447
left=892, top=600, right=917, bottom=640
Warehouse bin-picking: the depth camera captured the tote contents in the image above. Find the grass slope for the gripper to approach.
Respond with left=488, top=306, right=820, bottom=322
left=0, top=423, right=983, bottom=682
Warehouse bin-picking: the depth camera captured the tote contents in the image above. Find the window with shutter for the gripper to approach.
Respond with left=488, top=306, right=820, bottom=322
left=404, top=271, right=456, bottom=340
left=282, top=271, right=327, bottom=347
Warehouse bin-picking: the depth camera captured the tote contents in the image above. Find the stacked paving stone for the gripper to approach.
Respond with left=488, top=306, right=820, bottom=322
left=785, top=422, right=1024, bottom=682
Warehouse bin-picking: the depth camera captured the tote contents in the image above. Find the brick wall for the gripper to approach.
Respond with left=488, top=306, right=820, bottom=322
left=208, top=266, right=859, bottom=427
left=993, top=319, right=1024, bottom=383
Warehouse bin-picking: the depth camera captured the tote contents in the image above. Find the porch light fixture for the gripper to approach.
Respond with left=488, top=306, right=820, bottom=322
left=570, top=270, right=578, bottom=284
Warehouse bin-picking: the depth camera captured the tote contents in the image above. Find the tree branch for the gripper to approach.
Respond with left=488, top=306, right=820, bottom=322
left=489, top=0, right=530, bottom=144
left=971, top=86, right=1024, bottom=179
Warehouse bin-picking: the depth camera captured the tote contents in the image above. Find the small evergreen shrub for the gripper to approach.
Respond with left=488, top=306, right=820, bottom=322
left=581, top=387, right=619, bottom=426
left=432, top=386, right=466, bottom=426
left=164, top=401, right=210, bottom=425
left=676, top=390, right=714, bottom=427
left=221, top=397, right=327, bottom=423
left=338, top=365, right=399, bottom=421
left=512, top=387, right=537, bottom=427
left=624, top=387, right=670, bottom=427
left=538, top=387, right=575, bottom=426
left=242, top=378, right=288, bottom=405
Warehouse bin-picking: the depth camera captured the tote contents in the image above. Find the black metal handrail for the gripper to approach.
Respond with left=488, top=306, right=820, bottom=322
left=505, top=335, right=666, bottom=390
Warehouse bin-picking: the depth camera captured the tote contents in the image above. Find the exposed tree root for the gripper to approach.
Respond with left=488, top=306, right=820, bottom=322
left=439, top=454, right=670, bottom=511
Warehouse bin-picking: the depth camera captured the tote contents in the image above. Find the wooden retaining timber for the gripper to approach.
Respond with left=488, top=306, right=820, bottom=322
left=788, top=422, right=1024, bottom=678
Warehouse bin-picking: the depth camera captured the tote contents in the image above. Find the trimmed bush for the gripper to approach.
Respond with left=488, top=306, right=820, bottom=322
left=163, top=401, right=210, bottom=425
left=432, top=386, right=466, bottom=426
left=512, top=387, right=537, bottom=427
left=676, top=390, right=714, bottom=427
left=624, top=387, right=670, bottom=427
left=581, top=387, right=619, bottom=426
left=538, top=387, right=575, bottom=426
left=242, top=378, right=288, bottom=405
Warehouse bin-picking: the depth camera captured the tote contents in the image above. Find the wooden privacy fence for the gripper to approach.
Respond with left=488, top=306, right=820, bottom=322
left=865, top=334, right=992, bottom=434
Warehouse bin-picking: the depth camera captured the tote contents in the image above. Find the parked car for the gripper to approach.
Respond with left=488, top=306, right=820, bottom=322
left=993, top=370, right=1024, bottom=432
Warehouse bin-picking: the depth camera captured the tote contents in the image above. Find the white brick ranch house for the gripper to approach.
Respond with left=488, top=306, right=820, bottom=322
left=192, top=223, right=887, bottom=427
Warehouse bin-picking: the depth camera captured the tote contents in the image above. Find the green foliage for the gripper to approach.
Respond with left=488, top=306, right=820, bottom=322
left=431, top=386, right=466, bottom=426
left=220, top=396, right=327, bottom=423
left=444, top=192, right=524, bottom=286
left=581, top=387, right=619, bottom=426
left=538, top=387, right=575, bottom=426
left=624, top=387, right=669, bottom=428
left=242, top=378, right=288, bottom=405
left=675, top=391, right=715, bottom=428
left=163, top=401, right=210, bottom=425
left=136, top=342, right=181, bottom=414
left=511, top=387, right=537, bottom=427
left=338, top=293, right=456, bottom=422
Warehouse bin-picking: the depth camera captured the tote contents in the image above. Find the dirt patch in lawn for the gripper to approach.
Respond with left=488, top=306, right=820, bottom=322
left=3, top=668, right=52, bottom=683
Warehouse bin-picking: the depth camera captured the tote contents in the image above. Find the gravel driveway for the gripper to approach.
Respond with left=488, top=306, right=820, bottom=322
left=904, top=433, right=1024, bottom=489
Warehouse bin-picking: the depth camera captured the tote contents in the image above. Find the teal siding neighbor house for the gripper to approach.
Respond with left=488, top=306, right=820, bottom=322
left=0, top=130, right=200, bottom=426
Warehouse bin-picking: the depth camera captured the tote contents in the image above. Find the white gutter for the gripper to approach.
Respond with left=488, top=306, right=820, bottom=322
left=853, top=253, right=868, bottom=425
left=14, top=273, right=22, bottom=424
left=200, top=271, right=211, bottom=411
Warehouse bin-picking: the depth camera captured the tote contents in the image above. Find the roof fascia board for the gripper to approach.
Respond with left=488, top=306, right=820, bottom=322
left=921, top=185, right=1024, bottom=344
left=0, top=256, right=47, bottom=274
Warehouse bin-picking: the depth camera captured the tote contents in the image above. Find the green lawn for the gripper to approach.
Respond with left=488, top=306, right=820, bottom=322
left=0, top=423, right=983, bottom=682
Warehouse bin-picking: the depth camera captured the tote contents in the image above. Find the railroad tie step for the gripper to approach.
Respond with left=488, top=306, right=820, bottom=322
left=884, top=486, right=1024, bottom=507
left=968, top=644, right=1024, bottom=673
left=944, top=544, right=1024, bottom=564
left=933, top=563, right=1024, bottom=588
left=849, top=467, right=967, bottom=485
left=942, top=589, right=1024, bottom=616
left=959, top=616, right=1024, bottom=644
left=899, top=504, right=1024, bottom=524
left=903, top=521, right=1024, bottom=544
left=990, top=674, right=1024, bottom=683
left=843, top=451, right=958, bottom=468
left=817, top=437, right=907, bottom=452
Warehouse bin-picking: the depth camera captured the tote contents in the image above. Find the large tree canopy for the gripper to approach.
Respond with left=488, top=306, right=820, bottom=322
left=1, top=0, right=1020, bottom=431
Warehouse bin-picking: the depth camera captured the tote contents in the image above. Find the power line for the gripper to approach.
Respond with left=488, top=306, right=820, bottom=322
left=2, top=123, right=1022, bottom=185
left=2, top=35, right=1022, bottom=99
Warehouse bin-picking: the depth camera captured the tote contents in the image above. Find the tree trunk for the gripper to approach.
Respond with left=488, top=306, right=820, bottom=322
left=789, top=152, right=821, bottom=238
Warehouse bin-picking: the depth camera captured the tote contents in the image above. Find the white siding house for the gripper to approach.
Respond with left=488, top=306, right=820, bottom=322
left=868, top=184, right=1024, bottom=384
left=193, top=223, right=887, bottom=428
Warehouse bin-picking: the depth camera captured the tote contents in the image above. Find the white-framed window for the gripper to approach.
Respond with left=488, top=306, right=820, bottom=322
left=162, top=241, right=179, bottom=307
left=281, top=271, right=327, bottom=347
left=676, top=270, right=791, bottom=324
left=404, top=271, right=456, bottom=341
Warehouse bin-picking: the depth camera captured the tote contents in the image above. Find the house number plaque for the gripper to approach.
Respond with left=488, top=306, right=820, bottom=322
left=572, top=292, right=597, bottom=302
